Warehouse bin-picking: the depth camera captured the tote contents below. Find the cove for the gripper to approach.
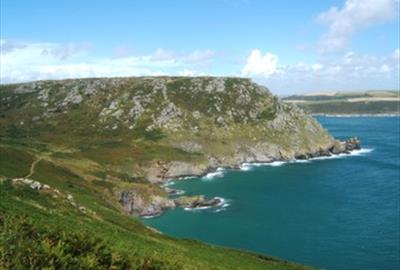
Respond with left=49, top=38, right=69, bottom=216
left=144, top=117, right=400, bottom=270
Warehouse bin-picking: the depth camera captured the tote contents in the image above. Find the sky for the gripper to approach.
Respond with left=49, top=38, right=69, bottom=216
left=1, top=0, right=399, bottom=94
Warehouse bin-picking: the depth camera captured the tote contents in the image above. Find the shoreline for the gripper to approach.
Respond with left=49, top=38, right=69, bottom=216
left=164, top=147, right=371, bottom=184
left=139, top=138, right=362, bottom=218
left=140, top=147, right=370, bottom=219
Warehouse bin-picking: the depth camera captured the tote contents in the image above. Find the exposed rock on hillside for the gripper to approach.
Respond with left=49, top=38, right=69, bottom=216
left=118, top=189, right=175, bottom=217
left=0, top=76, right=360, bottom=216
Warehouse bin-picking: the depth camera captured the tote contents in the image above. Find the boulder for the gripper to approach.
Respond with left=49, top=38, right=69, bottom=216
left=345, top=137, right=361, bottom=151
left=29, top=181, right=42, bottom=190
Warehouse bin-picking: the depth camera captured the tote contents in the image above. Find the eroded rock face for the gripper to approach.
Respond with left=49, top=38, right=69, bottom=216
left=145, top=161, right=208, bottom=183
left=118, top=190, right=175, bottom=217
left=164, top=161, right=207, bottom=179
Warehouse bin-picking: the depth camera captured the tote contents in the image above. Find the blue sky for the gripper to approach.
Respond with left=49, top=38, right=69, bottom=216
left=1, top=0, right=399, bottom=94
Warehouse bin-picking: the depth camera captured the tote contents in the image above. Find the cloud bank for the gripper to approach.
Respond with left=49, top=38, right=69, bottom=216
left=1, top=40, right=398, bottom=94
left=0, top=40, right=215, bottom=83
left=316, top=0, right=398, bottom=53
left=241, top=49, right=399, bottom=94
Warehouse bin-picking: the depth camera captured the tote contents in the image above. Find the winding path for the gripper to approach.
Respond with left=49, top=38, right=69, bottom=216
left=25, top=157, right=42, bottom=178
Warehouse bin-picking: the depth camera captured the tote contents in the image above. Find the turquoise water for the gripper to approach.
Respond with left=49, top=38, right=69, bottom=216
left=144, top=117, right=400, bottom=270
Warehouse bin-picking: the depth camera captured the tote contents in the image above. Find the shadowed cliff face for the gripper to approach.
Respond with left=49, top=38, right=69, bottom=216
left=1, top=76, right=338, bottom=215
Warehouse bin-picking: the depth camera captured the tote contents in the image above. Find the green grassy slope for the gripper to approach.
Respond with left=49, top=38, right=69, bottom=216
left=0, top=77, right=329, bottom=269
left=0, top=146, right=312, bottom=270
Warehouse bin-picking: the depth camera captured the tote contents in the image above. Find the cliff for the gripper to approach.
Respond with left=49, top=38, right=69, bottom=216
left=0, top=77, right=356, bottom=217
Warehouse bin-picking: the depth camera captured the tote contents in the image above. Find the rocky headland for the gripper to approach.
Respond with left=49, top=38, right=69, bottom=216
left=0, top=76, right=361, bottom=218
left=117, top=136, right=361, bottom=217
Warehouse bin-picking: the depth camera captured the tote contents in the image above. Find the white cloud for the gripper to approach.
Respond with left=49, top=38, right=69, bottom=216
left=316, top=0, right=397, bottom=52
left=2, top=39, right=398, bottom=95
left=0, top=40, right=216, bottom=83
left=241, top=49, right=278, bottom=77
left=242, top=49, right=399, bottom=94
left=311, top=63, right=324, bottom=71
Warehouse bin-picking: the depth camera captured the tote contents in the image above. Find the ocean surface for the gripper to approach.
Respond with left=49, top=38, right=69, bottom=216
left=144, top=117, right=400, bottom=270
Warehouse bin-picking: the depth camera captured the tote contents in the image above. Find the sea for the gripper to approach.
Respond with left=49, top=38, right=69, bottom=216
left=144, top=117, right=400, bottom=270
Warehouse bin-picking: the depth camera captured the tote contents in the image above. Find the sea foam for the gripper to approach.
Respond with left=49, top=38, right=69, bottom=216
left=161, top=181, right=175, bottom=187
left=239, top=148, right=374, bottom=170
left=202, top=168, right=225, bottom=180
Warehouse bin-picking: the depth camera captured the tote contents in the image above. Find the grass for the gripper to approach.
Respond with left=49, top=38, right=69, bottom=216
left=0, top=164, right=313, bottom=269
left=0, top=134, right=314, bottom=269
left=0, top=146, right=35, bottom=178
left=0, top=77, right=330, bottom=269
left=0, top=127, right=315, bottom=269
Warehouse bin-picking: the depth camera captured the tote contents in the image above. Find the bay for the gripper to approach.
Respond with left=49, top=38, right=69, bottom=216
left=144, top=117, right=400, bottom=270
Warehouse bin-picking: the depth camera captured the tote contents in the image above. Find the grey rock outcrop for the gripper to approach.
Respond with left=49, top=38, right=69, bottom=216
left=118, top=190, right=175, bottom=217
left=174, top=195, right=222, bottom=209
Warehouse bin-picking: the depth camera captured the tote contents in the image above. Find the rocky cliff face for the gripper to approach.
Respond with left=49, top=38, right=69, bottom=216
left=118, top=189, right=176, bottom=217
left=1, top=76, right=354, bottom=216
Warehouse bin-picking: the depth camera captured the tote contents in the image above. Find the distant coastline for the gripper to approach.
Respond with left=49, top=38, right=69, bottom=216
left=282, top=90, right=399, bottom=116
left=312, top=113, right=400, bottom=117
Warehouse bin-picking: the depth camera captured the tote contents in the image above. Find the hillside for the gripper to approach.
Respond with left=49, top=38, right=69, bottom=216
left=0, top=76, right=347, bottom=269
left=283, top=90, right=399, bottom=115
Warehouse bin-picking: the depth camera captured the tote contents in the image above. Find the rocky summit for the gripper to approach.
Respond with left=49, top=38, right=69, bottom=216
left=0, top=76, right=357, bottom=217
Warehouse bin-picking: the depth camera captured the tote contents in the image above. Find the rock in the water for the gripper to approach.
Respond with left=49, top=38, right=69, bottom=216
left=345, top=137, right=361, bottom=151
left=174, top=195, right=221, bottom=209
left=329, top=137, right=361, bottom=154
